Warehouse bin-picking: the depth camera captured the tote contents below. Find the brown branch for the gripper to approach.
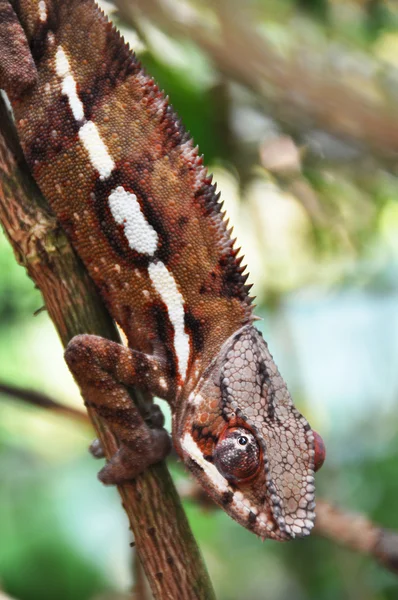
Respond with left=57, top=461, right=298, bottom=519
left=0, top=382, right=90, bottom=424
left=0, top=97, right=215, bottom=600
left=178, top=480, right=398, bottom=575
left=132, top=553, right=153, bottom=600
left=116, top=0, right=398, bottom=164
left=314, top=500, right=398, bottom=575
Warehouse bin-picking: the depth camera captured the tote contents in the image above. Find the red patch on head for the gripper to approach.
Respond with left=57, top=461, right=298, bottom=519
left=313, top=430, right=326, bottom=472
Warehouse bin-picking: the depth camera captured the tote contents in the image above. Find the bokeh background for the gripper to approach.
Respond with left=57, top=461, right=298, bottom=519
left=1, top=0, right=398, bottom=598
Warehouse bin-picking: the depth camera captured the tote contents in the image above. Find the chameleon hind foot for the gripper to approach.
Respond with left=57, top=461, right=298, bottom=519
left=98, top=427, right=171, bottom=484
left=89, top=401, right=166, bottom=460
left=89, top=438, right=105, bottom=459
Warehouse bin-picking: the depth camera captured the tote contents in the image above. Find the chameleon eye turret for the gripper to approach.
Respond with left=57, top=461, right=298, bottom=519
left=1, top=0, right=325, bottom=542
left=213, top=427, right=261, bottom=482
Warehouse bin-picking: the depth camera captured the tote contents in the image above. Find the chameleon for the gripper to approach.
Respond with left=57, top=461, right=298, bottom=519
left=0, top=0, right=325, bottom=541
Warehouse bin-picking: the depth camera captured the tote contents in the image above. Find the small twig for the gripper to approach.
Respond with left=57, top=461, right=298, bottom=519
left=0, top=382, right=89, bottom=424
left=315, top=500, right=398, bottom=575
left=177, top=479, right=398, bottom=576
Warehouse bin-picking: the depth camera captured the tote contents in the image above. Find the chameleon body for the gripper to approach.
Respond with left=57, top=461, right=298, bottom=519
left=0, top=0, right=325, bottom=541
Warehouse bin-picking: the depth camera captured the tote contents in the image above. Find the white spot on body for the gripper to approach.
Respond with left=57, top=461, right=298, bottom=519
left=55, top=46, right=84, bottom=121
left=55, top=47, right=70, bottom=78
left=61, top=75, right=84, bottom=121
left=187, top=391, right=204, bottom=406
left=38, top=0, right=47, bottom=22
left=78, top=121, right=115, bottom=179
left=108, top=186, right=158, bottom=254
left=55, top=45, right=115, bottom=180
left=148, top=261, right=190, bottom=381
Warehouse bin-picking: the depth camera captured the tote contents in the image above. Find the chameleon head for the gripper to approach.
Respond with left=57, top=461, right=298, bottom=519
left=178, top=325, right=325, bottom=541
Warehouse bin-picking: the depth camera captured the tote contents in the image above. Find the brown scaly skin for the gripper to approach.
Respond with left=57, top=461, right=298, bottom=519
left=0, top=0, right=325, bottom=541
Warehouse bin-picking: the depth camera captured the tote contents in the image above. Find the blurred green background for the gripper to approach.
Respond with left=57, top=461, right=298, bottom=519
left=1, top=0, right=398, bottom=598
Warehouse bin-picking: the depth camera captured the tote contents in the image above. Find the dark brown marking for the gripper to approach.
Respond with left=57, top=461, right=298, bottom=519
left=91, top=404, right=142, bottom=428
left=178, top=215, right=189, bottom=228
left=184, top=310, right=204, bottom=354
left=151, top=302, right=177, bottom=380
left=25, top=98, right=80, bottom=169
left=80, top=49, right=140, bottom=118
left=192, top=423, right=219, bottom=445
left=221, top=490, right=234, bottom=506
left=186, top=457, right=204, bottom=475
left=248, top=510, right=257, bottom=529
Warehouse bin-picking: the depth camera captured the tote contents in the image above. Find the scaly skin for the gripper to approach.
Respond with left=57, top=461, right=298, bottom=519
left=0, top=0, right=325, bottom=541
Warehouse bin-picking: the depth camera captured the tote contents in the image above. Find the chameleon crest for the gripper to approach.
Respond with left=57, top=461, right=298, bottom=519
left=0, top=0, right=325, bottom=541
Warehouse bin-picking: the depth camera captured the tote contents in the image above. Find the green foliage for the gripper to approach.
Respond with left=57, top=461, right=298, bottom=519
left=0, top=451, right=109, bottom=600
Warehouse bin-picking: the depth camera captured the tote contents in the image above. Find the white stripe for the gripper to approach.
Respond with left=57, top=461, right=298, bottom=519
left=55, top=46, right=84, bottom=121
left=182, top=433, right=276, bottom=535
left=38, top=0, right=47, bottom=22
left=148, top=261, right=190, bottom=380
left=182, top=433, right=229, bottom=492
left=78, top=121, right=115, bottom=180
left=62, top=75, right=84, bottom=121
left=108, top=186, right=158, bottom=255
left=55, top=46, right=70, bottom=79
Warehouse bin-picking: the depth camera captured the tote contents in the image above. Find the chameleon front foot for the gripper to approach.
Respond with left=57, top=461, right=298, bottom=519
left=98, top=427, right=171, bottom=484
left=65, top=334, right=173, bottom=484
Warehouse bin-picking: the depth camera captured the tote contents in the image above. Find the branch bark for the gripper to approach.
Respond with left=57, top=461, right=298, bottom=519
left=315, top=500, right=398, bottom=575
left=0, top=382, right=90, bottom=424
left=0, top=96, right=215, bottom=600
left=178, top=480, right=398, bottom=576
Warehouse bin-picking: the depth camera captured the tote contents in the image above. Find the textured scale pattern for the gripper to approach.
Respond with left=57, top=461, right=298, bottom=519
left=1, top=0, right=325, bottom=541
left=178, top=326, right=317, bottom=539
left=10, top=0, right=253, bottom=387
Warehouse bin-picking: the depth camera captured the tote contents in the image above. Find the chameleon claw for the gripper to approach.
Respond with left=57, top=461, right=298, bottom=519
left=98, top=428, right=172, bottom=485
left=144, top=402, right=165, bottom=429
left=89, top=438, right=105, bottom=459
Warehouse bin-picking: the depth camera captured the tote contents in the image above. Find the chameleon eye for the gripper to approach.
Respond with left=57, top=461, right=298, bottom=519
left=214, top=427, right=261, bottom=482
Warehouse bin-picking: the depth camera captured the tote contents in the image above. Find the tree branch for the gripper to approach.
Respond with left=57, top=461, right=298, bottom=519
left=0, top=382, right=89, bottom=424
left=0, top=96, right=215, bottom=600
left=314, top=500, right=398, bottom=575
left=178, top=480, right=398, bottom=576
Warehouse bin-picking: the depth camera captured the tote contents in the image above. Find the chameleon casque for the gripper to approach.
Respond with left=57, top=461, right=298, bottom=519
left=0, top=0, right=325, bottom=541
